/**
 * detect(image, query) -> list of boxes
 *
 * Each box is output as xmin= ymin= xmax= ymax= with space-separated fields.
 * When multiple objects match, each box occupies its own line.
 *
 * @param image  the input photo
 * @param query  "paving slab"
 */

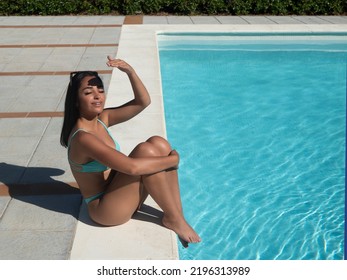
xmin=24 ymin=118 xmax=74 ymax=184
xmin=0 ymin=118 xmax=50 ymax=172
xmin=241 ymin=15 xmax=277 ymax=24
xmin=319 ymin=16 xmax=347 ymax=24
xmin=292 ymin=15 xmax=334 ymax=24
xmin=0 ymin=196 xmax=11 ymax=218
xmin=143 ymin=16 xmax=168 ymax=24
xmin=266 ymin=16 xmax=304 ymax=24
xmin=0 ymin=15 xmax=125 ymax=26
xmin=190 ymin=16 xmax=222 ymax=24
xmin=0 ymin=195 xmax=80 ymax=230
xmin=0 ymin=195 xmax=80 ymax=260
xmin=214 ymin=16 xmax=249 ymax=24
xmin=0 ymin=230 xmax=76 ymax=260
xmin=167 ymin=16 xmax=194 ymax=24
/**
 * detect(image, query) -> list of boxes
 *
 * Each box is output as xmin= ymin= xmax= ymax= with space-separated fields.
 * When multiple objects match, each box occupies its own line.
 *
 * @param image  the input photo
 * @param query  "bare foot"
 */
xmin=162 ymin=215 xmax=201 ymax=247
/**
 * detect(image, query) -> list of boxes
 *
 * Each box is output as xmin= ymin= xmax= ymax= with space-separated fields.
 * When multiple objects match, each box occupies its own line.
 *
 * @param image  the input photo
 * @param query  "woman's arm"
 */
xmin=75 ymin=132 xmax=178 ymax=176
xmin=102 ymin=57 xmax=151 ymax=126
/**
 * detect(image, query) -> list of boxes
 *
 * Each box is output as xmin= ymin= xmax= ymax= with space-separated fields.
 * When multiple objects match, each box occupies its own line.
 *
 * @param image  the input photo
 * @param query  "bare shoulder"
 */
xmin=72 ymin=129 xmax=100 ymax=149
xmin=99 ymin=110 xmax=113 ymax=126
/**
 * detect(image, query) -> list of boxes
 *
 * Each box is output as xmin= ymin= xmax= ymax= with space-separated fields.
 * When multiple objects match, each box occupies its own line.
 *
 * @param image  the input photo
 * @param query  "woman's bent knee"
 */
xmin=131 ymin=141 xmax=161 ymax=158
xmin=146 ymin=136 xmax=172 ymax=155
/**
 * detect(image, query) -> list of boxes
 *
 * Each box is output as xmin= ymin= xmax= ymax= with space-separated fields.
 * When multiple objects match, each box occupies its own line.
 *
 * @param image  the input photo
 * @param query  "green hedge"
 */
xmin=0 ymin=0 xmax=346 ymax=16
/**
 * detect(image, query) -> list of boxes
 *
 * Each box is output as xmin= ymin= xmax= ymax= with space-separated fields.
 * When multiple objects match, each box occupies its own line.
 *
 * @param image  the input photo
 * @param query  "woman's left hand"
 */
xmin=106 ymin=56 xmax=134 ymax=75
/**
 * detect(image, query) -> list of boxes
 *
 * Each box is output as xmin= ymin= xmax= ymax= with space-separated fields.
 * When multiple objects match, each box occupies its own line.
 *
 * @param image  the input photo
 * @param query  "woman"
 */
xmin=60 ymin=56 xmax=200 ymax=246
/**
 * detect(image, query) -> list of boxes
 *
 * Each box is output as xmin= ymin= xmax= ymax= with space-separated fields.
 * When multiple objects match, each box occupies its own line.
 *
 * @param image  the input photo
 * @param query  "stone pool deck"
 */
xmin=0 ymin=15 xmax=346 ymax=259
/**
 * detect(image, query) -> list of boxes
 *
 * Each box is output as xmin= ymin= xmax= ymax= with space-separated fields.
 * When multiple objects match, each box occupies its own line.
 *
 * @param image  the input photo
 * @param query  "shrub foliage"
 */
xmin=0 ymin=0 xmax=345 ymax=15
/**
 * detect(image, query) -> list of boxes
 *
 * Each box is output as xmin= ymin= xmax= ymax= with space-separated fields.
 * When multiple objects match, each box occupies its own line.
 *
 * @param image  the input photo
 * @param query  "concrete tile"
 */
xmin=28 ymin=75 xmax=69 ymax=91
xmin=0 ymin=118 xmax=49 ymax=178
xmin=74 ymin=16 xmax=103 ymax=25
xmin=0 ymin=84 xmax=24 ymax=101
xmin=40 ymin=53 xmax=82 ymax=71
xmin=318 ymin=16 xmax=347 ymax=24
xmin=13 ymin=76 xmax=66 ymax=109
xmin=3 ymin=61 xmax=44 ymax=72
xmin=215 ymin=16 xmax=249 ymax=24
xmin=0 ymin=29 xmax=35 ymax=44
xmin=0 ymin=195 xmax=81 ymax=230
xmin=0 ymin=76 xmax=31 ymax=87
xmin=26 ymin=137 xmax=75 ymax=183
xmin=59 ymin=28 xmax=95 ymax=44
xmin=291 ymin=16 xmax=332 ymax=24
xmin=83 ymin=46 xmax=118 ymax=56
xmin=0 ymin=197 xmax=11 ymax=218
xmin=8 ymin=44 xmax=51 ymax=59
xmin=33 ymin=28 xmax=66 ymax=44
xmin=190 ymin=16 xmax=221 ymax=24
xmin=18 ymin=48 xmax=54 ymax=62
xmin=0 ymin=230 xmax=76 ymax=259
xmin=0 ymin=16 xmax=29 ymax=25
xmin=25 ymin=119 xmax=75 ymax=183
xmin=143 ymin=16 xmax=168 ymax=24
xmin=167 ymin=16 xmax=193 ymax=24
xmin=40 ymin=117 xmax=63 ymax=136
xmin=89 ymin=27 xmax=121 ymax=44
xmin=99 ymin=16 xmax=125 ymax=25
xmin=48 ymin=16 xmax=78 ymax=25
xmin=11 ymin=97 xmax=60 ymax=112
xmin=0 ymin=118 xmax=49 ymax=137
xmin=0 ymin=97 xmax=17 ymax=112
xmin=241 ymin=16 xmax=277 ymax=24
xmin=23 ymin=149 xmax=72 ymax=183
xmin=266 ymin=16 xmax=303 ymax=24
xmin=0 ymin=48 xmax=17 ymax=65
xmin=20 ymin=16 xmax=55 ymax=25
xmin=0 ymin=137 xmax=39 ymax=165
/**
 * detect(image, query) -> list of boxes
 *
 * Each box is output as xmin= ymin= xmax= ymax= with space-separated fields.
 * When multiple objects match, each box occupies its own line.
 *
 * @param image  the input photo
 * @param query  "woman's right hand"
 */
xmin=106 ymin=56 xmax=134 ymax=75
xmin=169 ymin=150 xmax=180 ymax=169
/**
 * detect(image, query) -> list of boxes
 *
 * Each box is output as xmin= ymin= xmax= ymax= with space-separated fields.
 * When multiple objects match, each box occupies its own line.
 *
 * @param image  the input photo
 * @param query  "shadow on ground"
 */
xmin=0 ymin=162 xmax=81 ymax=218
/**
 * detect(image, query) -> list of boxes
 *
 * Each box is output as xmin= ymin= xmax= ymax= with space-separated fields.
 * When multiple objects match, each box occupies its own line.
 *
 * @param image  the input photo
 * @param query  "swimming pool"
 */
xmin=158 ymin=33 xmax=346 ymax=260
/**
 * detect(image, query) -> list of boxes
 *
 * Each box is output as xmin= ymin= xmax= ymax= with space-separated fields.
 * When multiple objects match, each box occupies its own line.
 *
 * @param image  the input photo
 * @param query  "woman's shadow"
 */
xmin=0 ymin=162 xmax=82 ymax=219
xmin=0 ymin=162 xmax=165 ymax=228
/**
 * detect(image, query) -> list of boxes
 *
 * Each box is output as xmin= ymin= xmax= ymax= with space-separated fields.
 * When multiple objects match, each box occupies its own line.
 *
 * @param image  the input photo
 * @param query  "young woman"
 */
xmin=60 ymin=56 xmax=201 ymax=246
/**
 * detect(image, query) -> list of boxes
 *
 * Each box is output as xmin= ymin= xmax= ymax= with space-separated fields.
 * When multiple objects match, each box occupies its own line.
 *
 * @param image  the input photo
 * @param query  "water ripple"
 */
xmin=162 ymin=48 xmax=345 ymax=260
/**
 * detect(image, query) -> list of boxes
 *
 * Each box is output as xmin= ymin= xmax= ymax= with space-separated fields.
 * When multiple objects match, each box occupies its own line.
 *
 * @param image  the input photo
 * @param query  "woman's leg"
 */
xmin=141 ymin=136 xmax=200 ymax=244
xmin=146 ymin=137 xmax=183 ymax=213
xmin=91 ymin=136 xmax=200 ymax=244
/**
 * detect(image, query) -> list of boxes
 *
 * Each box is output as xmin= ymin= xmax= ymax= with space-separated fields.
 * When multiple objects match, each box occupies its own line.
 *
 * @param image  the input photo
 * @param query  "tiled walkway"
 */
xmin=0 ymin=15 xmax=123 ymax=259
xmin=0 ymin=15 xmax=346 ymax=260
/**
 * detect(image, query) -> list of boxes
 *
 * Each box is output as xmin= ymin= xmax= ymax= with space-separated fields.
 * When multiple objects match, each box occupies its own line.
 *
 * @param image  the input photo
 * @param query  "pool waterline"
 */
xmin=158 ymin=32 xmax=346 ymax=260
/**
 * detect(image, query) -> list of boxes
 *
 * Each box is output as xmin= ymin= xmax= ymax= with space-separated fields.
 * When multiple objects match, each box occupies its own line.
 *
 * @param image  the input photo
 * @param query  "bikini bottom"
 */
xmin=84 ymin=191 xmax=105 ymax=204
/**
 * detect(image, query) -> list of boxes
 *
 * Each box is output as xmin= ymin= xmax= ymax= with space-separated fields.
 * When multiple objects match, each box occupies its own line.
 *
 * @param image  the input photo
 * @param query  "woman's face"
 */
xmin=77 ymin=75 xmax=105 ymax=118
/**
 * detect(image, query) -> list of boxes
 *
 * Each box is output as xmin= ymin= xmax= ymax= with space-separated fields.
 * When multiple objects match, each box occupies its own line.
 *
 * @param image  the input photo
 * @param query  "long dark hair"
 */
xmin=60 ymin=71 xmax=103 ymax=147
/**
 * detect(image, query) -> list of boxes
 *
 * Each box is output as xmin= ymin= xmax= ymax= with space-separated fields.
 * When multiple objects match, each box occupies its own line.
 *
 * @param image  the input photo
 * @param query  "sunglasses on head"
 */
xmin=69 ymin=71 xmax=99 ymax=85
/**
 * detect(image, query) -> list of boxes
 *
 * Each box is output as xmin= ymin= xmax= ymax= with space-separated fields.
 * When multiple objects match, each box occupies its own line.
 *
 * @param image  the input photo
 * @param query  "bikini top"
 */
xmin=67 ymin=119 xmax=120 ymax=173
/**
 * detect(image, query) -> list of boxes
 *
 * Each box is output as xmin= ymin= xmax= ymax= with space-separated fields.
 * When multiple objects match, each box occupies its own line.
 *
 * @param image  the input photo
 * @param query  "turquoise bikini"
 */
xmin=68 ymin=119 xmax=120 ymax=204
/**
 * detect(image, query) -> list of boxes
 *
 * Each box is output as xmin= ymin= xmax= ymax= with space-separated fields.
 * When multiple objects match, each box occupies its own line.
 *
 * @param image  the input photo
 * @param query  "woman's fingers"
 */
xmin=106 ymin=57 xmax=134 ymax=74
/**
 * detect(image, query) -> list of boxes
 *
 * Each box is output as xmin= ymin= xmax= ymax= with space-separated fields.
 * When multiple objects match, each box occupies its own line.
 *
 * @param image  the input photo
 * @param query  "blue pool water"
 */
xmin=158 ymin=33 xmax=346 ymax=260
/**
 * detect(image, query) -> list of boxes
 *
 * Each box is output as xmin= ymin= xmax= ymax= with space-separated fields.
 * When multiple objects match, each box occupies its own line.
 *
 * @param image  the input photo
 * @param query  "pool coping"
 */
xmin=70 ymin=24 xmax=347 ymax=260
